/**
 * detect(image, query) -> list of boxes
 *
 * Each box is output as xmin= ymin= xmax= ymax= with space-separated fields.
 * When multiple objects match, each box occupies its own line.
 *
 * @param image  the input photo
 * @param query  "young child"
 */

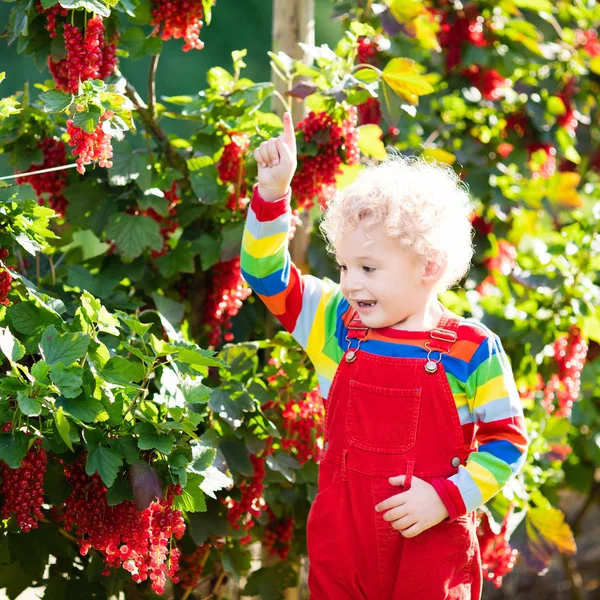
xmin=241 ymin=112 xmax=528 ymax=599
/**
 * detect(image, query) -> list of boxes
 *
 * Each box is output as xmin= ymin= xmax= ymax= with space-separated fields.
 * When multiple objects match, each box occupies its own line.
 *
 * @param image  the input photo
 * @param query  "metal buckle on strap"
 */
xmin=430 ymin=328 xmax=458 ymax=343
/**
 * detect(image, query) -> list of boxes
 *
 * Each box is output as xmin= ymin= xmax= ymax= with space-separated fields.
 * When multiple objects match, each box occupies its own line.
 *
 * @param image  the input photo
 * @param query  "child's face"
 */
xmin=335 ymin=219 xmax=433 ymax=330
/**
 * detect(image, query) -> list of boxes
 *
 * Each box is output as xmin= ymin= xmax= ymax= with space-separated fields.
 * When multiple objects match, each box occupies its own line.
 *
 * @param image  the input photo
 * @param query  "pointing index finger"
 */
xmin=281 ymin=112 xmax=296 ymax=154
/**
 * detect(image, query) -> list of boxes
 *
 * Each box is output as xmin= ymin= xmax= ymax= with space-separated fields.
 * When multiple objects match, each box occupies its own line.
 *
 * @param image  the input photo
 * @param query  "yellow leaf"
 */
xmin=358 ymin=125 xmax=388 ymax=160
xmin=382 ymin=58 xmax=435 ymax=105
xmin=547 ymin=172 xmax=582 ymax=208
xmin=336 ymin=163 xmax=364 ymax=191
xmin=527 ymin=505 xmax=576 ymax=557
xmin=412 ymin=14 xmax=441 ymax=51
xmin=388 ymin=0 xmax=425 ymax=23
xmin=422 ymin=148 xmax=456 ymax=165
xmin=589 ymin=56 xmax=600 ymax=76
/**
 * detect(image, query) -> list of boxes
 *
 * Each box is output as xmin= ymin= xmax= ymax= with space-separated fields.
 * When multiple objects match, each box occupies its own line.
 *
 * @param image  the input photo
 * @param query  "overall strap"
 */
xmin=427 ymin=313 xmax=461 ymax=353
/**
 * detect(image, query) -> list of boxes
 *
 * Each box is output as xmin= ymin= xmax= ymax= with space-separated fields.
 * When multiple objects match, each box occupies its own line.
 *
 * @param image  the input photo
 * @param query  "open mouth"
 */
xmin=357 ymin=300 xmax=377 ymax=308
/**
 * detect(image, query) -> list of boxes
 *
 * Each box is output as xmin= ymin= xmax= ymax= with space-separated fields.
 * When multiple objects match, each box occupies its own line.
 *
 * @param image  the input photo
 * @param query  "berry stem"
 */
xmin=147 ymin=23 xmax=164 ymax=120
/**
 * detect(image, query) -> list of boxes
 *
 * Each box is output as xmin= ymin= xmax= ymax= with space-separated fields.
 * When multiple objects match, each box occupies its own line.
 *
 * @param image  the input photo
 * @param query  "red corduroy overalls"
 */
xmin=306 ymin=311 xmax=482 ymax=599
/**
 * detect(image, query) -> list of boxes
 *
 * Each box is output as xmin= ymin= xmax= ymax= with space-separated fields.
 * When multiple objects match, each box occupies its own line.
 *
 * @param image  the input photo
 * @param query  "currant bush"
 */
xmin=66 ymin=111 xmax=114 ymax=174
xmin=0 ymin=248 xmax=12 ymax=307
xmin=48 ymin=16 xmax=117 ymax=94
xmin=224 ymin=454 xmax=266 ymax=531
xmin=202 ymin=257 xmax=252 ymax=347
xmin=0 ymin=437 xmax=47 ymax=532
xmin=15 ymin=137 xmax=69 ymax=216
xmin=151 ymin=0 xmax=214 ymax=51
xmin=292 ymin=106 xmax=359 ymax=211
xmin=477 ymin=510 xmax=519 ymax=589
xmin=62 ymin=458 xmax=185 ymax=594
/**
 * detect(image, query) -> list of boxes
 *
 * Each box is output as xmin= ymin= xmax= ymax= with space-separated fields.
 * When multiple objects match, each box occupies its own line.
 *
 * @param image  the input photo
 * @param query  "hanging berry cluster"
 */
xmin=35 ymin=1 xmax=68 ymax=38
xmin=142 ymin=183 xmax=181 ymax=258
xmin=0 ymin=435 xmax=47 ymax=533
xmin=542 ymin=326 xmax=588 ymax=418
xmin=48 ymin=16 xmax=117 ymax=94
xmin=262 ymin=507 xmax=294 ymax=561
xmin=217 ymin=132 xmax=251 ymax=211
xmin=223 ymin=454 xmax=266 ymax=537
xmin=202 ymin=257 xmax=252 ymax=347
xmin=0 ymin=249 xmax=12 ymax=307
xmin=66 ymin=111 xmax=114 ymax=174
xmin=178 ymin=544 xmax=210 ymax=591
xmin=476 ymin=240 xmax=517 ymax=297
xmin=291 ymin=106 xmax=360 ymax=211
xmin=355 ymin=36 xmax=382 ymax=126
xmin=151 ymin=0 xmax=214 ymax=52
xmin=15 ymin=138 xmax=69 ymax=216
xmin=61 ymin=457 xmax=185 ymax=594
xmin=476 ymin=509 xmax=519 ymax=589
xmin=275 ymin=388 xmax=325 ymax=466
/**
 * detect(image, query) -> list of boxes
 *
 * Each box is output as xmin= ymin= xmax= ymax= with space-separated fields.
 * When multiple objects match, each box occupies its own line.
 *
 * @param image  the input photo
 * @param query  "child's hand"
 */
xmin=375 ymin=475 xmax=449 ymax=537
xmin=254 ymin=112 xmax=297 ymax=202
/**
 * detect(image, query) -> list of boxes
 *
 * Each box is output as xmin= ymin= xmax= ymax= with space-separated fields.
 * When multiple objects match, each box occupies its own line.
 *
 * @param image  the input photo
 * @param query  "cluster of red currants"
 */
xmin=0 ymin=249 xmax=12 ymax=307
xmin=202 ymin=257 xmax=252 ymax=347
xmin=291 ymin=107 xmax=359 ymax=211
xmin=66 ymin=111 xmax=114 ymax=174
xmin=278 ymin=389 xmax=325 ymax=466
xmin=476 ymin=240 xmax=517 ymax=297
xmin=177 ymin=544 xmax=210 ymax=590
xmin=262 ymin=507 xmax=294 ymax=561
xmin=0 ymin=435 xmax=47 ymax=532
xmin=151 ymin=0 xmax=212 ymax=51
xmin=35 ymin=1 xmax=68 ymax=38
xmin=217 ymin=132 xmax=251 ymax=211
xmin=542 ymin=326 xmax=588 ymax=418
xmin=61 ymin=458 xmax=185 ymax=594
xmin=15 ymin=137 xmax=69 ymax=216
xmin=48 ymin=16 xmax=117 ymax=94
xmin=223 ymin=454 xmax=266 ymax=535
xmin=477 ymin=509 xmax=519 ymax=589
xmin=143 ymin=183 xmax=181 ymax=258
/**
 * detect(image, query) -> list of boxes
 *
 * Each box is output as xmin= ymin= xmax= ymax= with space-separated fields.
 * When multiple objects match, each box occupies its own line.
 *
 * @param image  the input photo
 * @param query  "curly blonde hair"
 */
xmin=319 ymin=154 xmax=475 ymax=292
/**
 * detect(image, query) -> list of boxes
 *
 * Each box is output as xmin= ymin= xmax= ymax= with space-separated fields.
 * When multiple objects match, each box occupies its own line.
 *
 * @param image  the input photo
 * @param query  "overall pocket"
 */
xmin=345 ymin=381 xmax=421 ymax=453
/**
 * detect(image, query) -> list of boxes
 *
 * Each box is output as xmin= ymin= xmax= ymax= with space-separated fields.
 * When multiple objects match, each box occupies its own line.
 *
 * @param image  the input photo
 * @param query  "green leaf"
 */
xmin=17 ymin=392 xmax=42 ymax=417
xmin=135 ymin=422 xmax=175 ymax=454
xmin=208 ymin=389 xmax=255 ymax=428
xmin=86 ymin=444 xmax=123 ymax=487
xmin=7 ymin=301 xmax=62 ymax=336
xmin=0 ymin=326 xmax=25 ymax=361
xmin=72 ymin=105 xmax=103 ymax=134
xmin=177 ymin=347 xmax=227 ymax=369
xmin=512 ymin=0 xmax=553 ymax=11
xmin=219 ymin=438 xmax=253 ymax=476
xmin=54 ymin=407 xmax=74 ymax=451
xmin=266 ymin=452 xmax=300 ymax=483
xmin=59 ymin=0 xmax=110 ymax=18
xmin=0 ymin=431 xmax=29 ymax=468
xmin=56 ymin=395 xmax=103 ymax=423
xmin=155 ymin=241 xmax=197 ymax=278
xmin=188 ymin=508 xmax=228 ymax=545
xmin=0 ymin=533 xmax=8 ymax=564
xmin=106 ymin=213 xmax=164 ymax=261
xmin=243 ymin=562 xmax=298 ymax=599
xmin=114 ymin=310 xmax=153 ymax=337
xmin=39 ymin=326 xmax=90 ymax=366
xmin=31 ymin=360 xmax=50 ymax=383
xmin=106 ymin=474 xmax=134 ymax=506
xmin=189 ymin=443 xmax=217 ymax=474
xmin=49 ymin=363 xmax=84 ymax=398
xmin=189 ymin=164 xmax=221 ymax=204
xmin=173 ymin=473 xmax=207 ymax=513
xmin=222 ymin=546 xmax=251 ymax=583
xmin=44 ymin=458 xmax=71 ymax=506
xmin=39 ymin=90 xmax=73 ymax=113
xmin=109 ymin=435 xmax=140 ymax=465
xmin=101 ymin=356 xmax=146 ymax=385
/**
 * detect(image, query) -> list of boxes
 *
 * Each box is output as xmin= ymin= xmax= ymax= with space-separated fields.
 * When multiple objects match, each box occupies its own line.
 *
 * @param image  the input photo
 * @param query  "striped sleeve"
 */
xmin=240 ymin=185 xmax=344 ymax=363
xmin=432 ymin=332 xmax=528 ymax=520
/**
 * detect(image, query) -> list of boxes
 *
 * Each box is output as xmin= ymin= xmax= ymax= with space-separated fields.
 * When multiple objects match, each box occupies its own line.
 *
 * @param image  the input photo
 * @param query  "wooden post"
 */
xmin=272 ymin=0 xmax=315 ymax=273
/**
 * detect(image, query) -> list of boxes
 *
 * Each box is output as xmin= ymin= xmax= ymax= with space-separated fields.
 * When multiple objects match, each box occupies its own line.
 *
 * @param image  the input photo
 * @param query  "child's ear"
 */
xmin=422 ymin=255 xmax=446 ymax=283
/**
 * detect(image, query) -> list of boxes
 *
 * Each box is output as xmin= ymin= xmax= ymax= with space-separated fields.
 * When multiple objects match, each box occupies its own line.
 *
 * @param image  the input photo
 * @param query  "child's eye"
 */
xmin=363 ymin=266 xmax=376 ymax=273
xmin=336 ymin=264 xmax=347 ymax=272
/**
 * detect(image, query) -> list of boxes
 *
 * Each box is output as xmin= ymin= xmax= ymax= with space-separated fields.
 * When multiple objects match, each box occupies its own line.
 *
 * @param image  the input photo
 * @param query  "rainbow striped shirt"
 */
xmin=241 ymin=186 xmax=528 ymax=518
